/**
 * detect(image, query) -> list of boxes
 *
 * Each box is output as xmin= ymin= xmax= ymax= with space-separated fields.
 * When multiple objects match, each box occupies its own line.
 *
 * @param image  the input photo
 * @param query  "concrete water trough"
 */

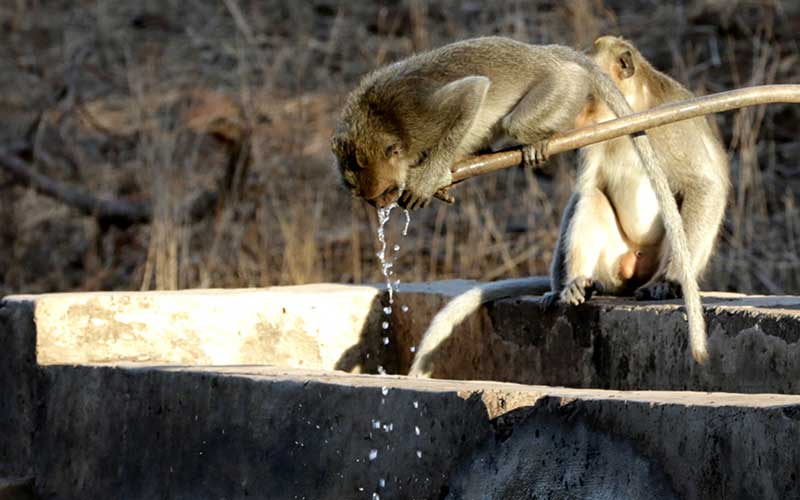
xmin=2 ymin=281 xmax=800 ymax=499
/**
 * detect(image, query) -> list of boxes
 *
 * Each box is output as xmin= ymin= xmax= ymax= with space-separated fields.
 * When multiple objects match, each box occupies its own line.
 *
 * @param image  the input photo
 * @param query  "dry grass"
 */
xmin=0 ymin=0 xmax=798 ymax=295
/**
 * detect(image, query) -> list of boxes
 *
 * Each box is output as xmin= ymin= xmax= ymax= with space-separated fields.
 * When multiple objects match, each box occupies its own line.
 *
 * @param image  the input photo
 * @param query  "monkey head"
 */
xmin=331 ymin=110 xmax=412 ymax=209
xmin=590 ymin=36 xmax=649 ymax=112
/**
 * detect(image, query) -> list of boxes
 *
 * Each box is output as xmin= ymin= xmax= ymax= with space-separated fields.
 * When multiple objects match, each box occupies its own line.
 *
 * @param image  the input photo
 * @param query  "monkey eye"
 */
xmin=385 ymin=143 xmax=400 ymax=158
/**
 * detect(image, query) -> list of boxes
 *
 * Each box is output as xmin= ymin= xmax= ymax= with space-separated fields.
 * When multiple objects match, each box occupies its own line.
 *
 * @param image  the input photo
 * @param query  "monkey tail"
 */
xmin=590 ymin=72 xmax=708 ymax=363
xmin=408 ymin=277 xmax=551 ymax=377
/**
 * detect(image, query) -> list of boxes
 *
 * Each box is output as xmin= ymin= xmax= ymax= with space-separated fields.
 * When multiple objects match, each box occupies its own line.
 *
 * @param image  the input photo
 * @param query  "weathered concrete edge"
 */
xmin=37 ymin=364 xmax=800 ymax=500
xmin=0 ymin=296 xmax=36 ymax=478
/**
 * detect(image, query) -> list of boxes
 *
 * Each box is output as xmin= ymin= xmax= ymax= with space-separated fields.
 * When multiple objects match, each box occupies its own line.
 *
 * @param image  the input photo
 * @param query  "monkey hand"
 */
xmin=635 ymin=280 xmax=682 ymax=301
xmin=400 ymin=162 xmax=452 ymax=210
xmin=522 ymin=141 xmax=549 ymax=169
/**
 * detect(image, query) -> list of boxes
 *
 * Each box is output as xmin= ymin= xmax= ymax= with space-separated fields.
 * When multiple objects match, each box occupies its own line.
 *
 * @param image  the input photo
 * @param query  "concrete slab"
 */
xmin=35 ymin=364 xmax=800 ymax=500
xmin=29 ymin=284 xmax=384 ymax=368
xmin=9 ymin=280 xmax=800 ymax=392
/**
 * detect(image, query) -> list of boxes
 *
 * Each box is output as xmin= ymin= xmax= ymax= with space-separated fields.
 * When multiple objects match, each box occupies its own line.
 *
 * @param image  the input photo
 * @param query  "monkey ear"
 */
xmin=618 ymin=50 xmax=635 ymax=79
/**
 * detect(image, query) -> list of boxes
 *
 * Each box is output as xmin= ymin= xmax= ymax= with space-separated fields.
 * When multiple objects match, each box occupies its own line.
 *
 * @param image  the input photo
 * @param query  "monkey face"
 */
xmin=331 ymin=133 xmax=407 ymax=208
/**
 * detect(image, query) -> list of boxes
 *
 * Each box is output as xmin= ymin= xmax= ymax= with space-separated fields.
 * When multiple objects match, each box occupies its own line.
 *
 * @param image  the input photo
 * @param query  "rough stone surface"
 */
xmin=34 ymin=365 xmax=800 ymax=500
xmin=395 ymin=284 xmax=800 ymax=394
xmin=0 ymin=298 xmax=36 ymax=478
xmin=447 ymin=407 xmax=681 ymax=500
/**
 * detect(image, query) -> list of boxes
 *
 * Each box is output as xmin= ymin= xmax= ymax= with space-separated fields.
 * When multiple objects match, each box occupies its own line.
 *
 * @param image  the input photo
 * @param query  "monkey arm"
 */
xmin=400 ymin=76 xmax=490 ymax=209
xmin=548 ymin=192 xmax=578 ymax=295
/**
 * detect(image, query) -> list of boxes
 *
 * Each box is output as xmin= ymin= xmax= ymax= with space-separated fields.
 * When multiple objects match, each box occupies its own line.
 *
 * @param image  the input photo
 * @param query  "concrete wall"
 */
xmin=0 ymin=297 xmax=36 ymax=479
xmin=3 ymin=282 xmax=800 ymax=499
xmin=33 ymin=365 xmax=800 ymax=500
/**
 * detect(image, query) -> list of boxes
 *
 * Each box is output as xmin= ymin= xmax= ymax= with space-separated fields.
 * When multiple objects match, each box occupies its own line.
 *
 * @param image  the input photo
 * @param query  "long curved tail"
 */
xmin=408 ymin=277 xmax=551 ymax=377
xmin=590 ymin=72 xmax=707 ymax=363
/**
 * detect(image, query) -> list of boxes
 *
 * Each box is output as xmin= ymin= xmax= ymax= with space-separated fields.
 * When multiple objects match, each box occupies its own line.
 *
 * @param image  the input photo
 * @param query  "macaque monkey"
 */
xmin=547 ymin=36 xmax=728 ymax=335
xmin=409 ymin=36 xmax=722 ymax=375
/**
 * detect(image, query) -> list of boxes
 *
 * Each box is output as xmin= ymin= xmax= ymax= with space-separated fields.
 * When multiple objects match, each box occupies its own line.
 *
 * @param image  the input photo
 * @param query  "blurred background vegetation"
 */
xmin=0 ymin=0 xmax=798 ymax=295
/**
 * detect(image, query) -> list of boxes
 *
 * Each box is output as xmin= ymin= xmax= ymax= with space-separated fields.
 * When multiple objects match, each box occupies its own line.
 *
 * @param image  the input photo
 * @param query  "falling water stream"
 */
xmin=369 ymin=203 xmax=421 ymax=499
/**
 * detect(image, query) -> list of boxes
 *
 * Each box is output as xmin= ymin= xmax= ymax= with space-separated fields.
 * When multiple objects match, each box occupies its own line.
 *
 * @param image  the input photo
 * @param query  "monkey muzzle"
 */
xmin=365 ymin=184 xmax=401 ymax=208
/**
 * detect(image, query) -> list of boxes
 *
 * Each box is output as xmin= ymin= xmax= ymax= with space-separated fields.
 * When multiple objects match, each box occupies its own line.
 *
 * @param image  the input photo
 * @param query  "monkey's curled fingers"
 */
xmin=635 ymin=280 xmax=682 ymax=301
xmin=522 ymin=141 xmax=549 ymax=169
xmin=401 ymin=163 xmax=452 ymax=210
xmin=434 ymin=187 xmax=456 ymax=204
xmin=560 ymin=276 xmax=595 ymax=305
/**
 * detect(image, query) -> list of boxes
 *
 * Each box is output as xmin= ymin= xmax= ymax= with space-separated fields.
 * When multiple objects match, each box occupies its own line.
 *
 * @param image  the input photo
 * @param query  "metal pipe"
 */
xmin=435 ymin=84 xmax=800 ymax=199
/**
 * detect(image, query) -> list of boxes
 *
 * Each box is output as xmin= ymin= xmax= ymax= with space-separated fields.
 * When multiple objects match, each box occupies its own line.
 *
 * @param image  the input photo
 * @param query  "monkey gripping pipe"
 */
xmin=434 ymin=84 xmax=800 ymax=202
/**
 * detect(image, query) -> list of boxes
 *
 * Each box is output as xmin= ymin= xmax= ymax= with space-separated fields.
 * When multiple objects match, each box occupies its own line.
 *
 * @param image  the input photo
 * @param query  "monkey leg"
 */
xmin=551 ymin=187 xmax=629 ymax=305
xmin=502 ymin=63 xmax=591 ymax=168
xmin=636 ymin=178 xmax=727 ymax=300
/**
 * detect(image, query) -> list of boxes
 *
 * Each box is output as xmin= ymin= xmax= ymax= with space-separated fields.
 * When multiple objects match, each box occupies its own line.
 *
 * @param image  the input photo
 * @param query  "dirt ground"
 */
xmin=0 ymin=0 xmax=798 ymax=295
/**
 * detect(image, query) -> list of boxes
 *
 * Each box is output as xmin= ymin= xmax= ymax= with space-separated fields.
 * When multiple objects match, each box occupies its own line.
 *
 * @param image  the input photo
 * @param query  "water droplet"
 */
xmin=372 ymin=493 xmax=380 ymax=500
xmin=413 ymin=401 xmax=419 ymax=409
xmin=393 ymin=244 xmax=400 ymax=252
xmin=403 ymin=209 xmax=411 ymax=236
xmin=376 ymin=204 xmax=401 ymax=305
xmin=415 ymin=426 xmax=420 ymax=436
xmin=369 ymin=449 xmax=378 ymax=461
xmin=372 ymin=419 xmax=381 ymax=429
xmin=401 ymin=305 xmax=409 ymax=312
xmin=379 ymin=478 xmax=386 ymax=488
xmin=377 ymin=365 xmax=386 ymax=375
xmin=416 ymin=450 xmax=422 ymax=459
xmin=381 ymin=387 xmax=389 ymax=396
xmin=383 ymin=306 xmax=392 ymax=315
xmin=383 ymin=337 xmax=390 ymax=345
xmin=382 ymin=321 xmax=389 ymax=330
xmin=410 ymin=346 xmax=416 ymax=353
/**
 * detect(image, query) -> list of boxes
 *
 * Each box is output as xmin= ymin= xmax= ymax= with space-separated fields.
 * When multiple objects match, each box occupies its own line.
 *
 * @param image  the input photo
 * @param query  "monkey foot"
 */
xmin=635 ymin=280 xmax=682 ymax=301
xmin=560 ymin=276 xmax=594 ymax=305
xmin=541 ymin=291 xmax=559 ymax=310
xmin=522 ymin=141 xmax=549 ymax=169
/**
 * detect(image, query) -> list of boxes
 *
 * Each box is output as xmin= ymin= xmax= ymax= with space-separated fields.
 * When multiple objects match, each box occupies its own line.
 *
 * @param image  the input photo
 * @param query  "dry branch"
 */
xmin=437 ymin=84 xmax=800 ymax=199
xmin=0 ymin=150 xmax=151 ymax=226
xmin=0 ymin=150 xmax=219 ymax=227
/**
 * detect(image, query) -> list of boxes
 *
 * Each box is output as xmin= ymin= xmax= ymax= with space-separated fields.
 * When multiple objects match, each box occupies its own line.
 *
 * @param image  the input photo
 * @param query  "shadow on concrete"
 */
xmin=333 ymin=287 xmax=403 ymax=375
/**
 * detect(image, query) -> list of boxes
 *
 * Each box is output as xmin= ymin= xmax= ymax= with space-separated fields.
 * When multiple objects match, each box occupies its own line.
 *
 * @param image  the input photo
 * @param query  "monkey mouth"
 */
xmin=366 ymin=184 xmax=401 ymax=208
